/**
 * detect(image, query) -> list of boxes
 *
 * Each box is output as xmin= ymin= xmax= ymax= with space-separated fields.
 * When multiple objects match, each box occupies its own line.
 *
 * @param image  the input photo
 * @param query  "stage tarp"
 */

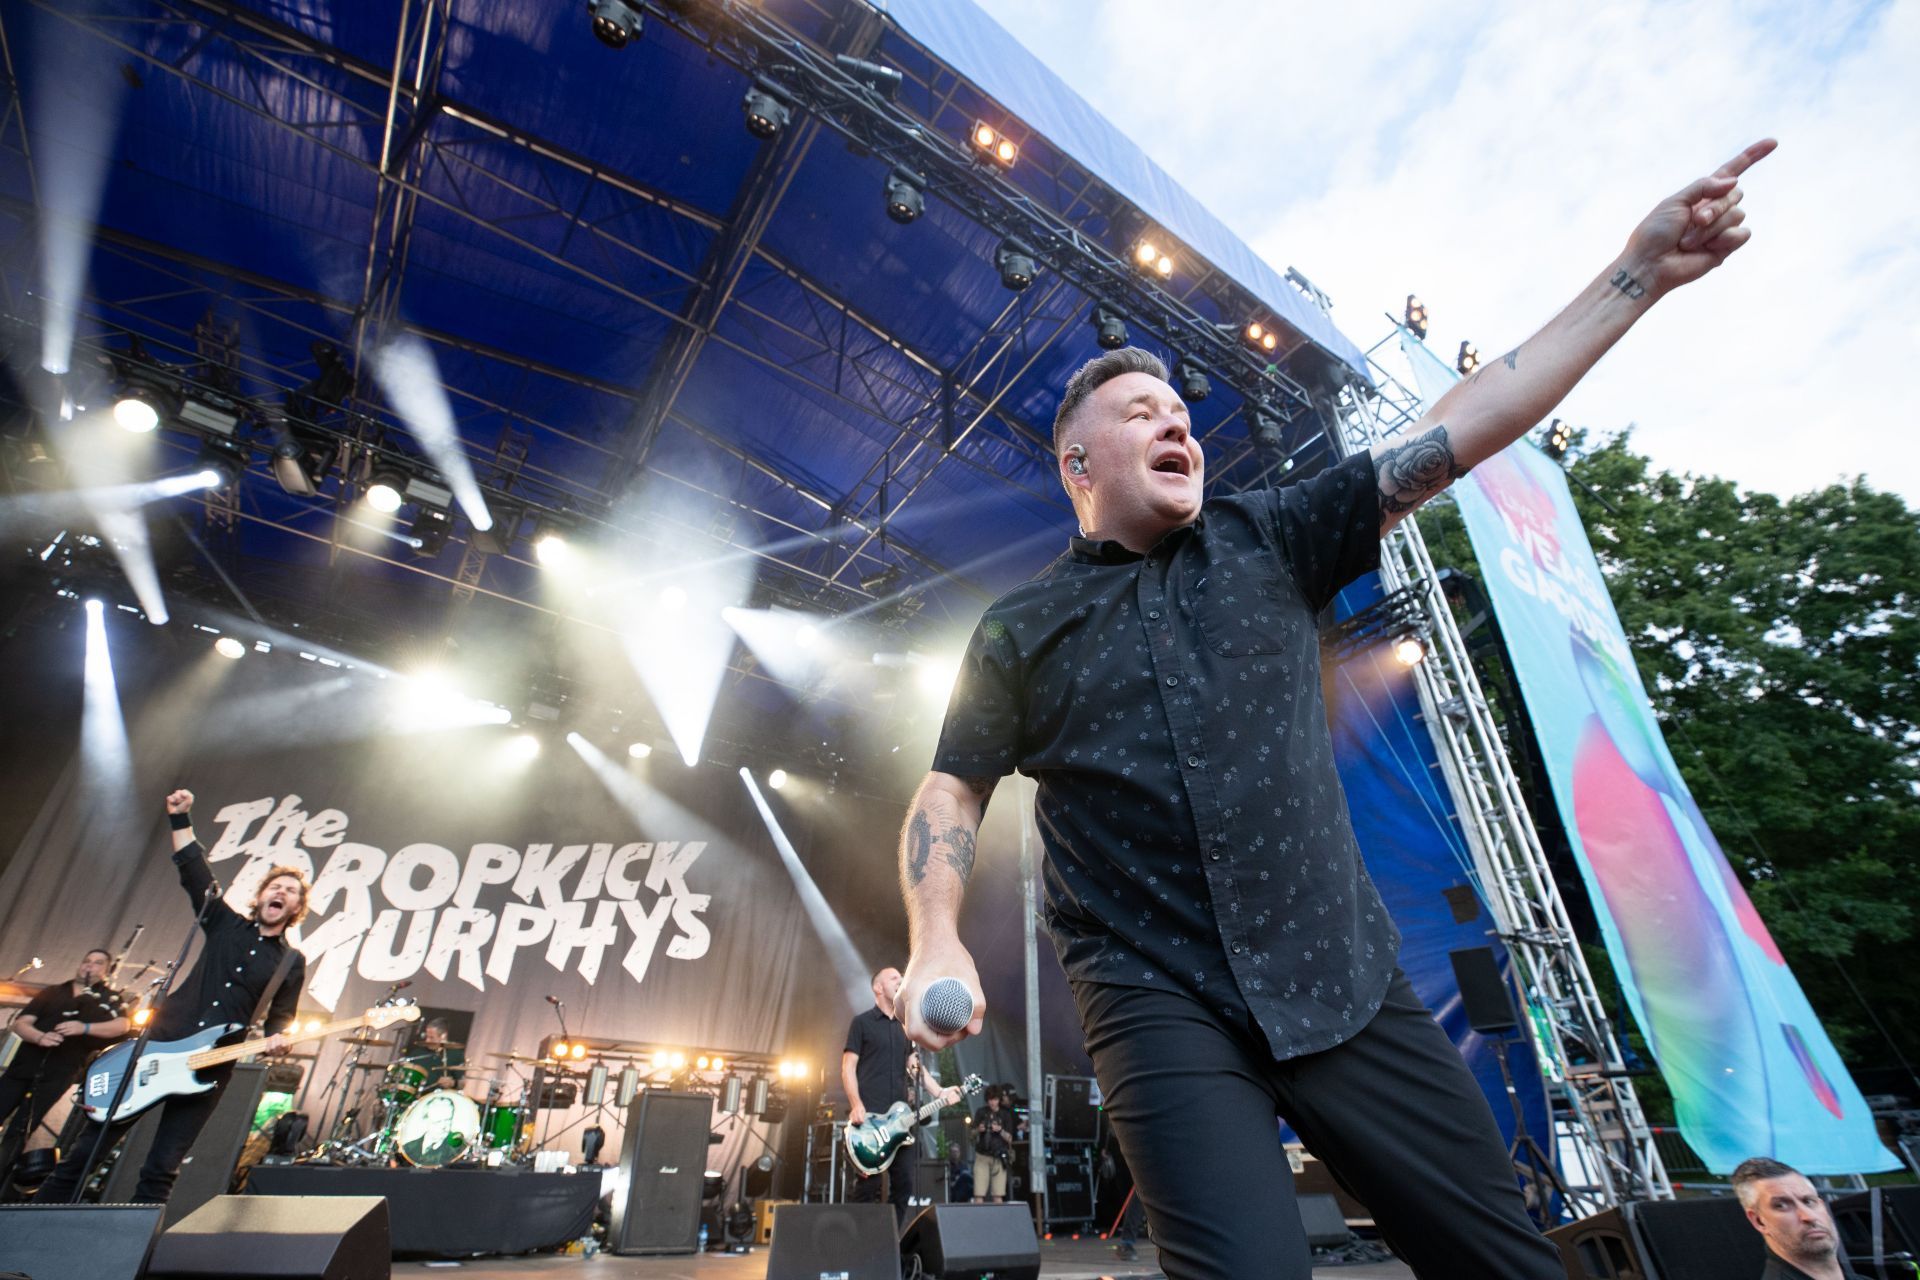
xmin=1399 ymin=334 xmax=1895 ymax=1174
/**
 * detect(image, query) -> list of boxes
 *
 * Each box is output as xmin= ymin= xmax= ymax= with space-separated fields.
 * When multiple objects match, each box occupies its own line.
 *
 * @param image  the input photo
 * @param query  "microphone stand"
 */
xmin=65 ymin=880 xmax=220 ymax=1202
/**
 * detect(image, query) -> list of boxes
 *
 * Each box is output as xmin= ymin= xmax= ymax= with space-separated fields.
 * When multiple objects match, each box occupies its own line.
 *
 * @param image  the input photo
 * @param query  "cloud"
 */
xmin=972 ymin=0 xmax=1920 ymax=503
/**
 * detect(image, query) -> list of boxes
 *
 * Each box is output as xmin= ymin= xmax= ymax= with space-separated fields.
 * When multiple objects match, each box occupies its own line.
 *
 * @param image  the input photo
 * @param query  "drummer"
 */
xmin=402 ymin=1019 xmax=465 ymax=1093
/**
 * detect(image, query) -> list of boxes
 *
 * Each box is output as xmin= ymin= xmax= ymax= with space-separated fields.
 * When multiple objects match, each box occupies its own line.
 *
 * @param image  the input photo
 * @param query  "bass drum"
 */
xmin=394 ymin=1089 xmax=480 ymax=1167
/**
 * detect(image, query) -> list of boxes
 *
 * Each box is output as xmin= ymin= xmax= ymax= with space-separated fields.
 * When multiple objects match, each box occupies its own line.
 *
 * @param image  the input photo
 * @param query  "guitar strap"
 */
xmin=245 ymin=944 xmax=300 ymax=1036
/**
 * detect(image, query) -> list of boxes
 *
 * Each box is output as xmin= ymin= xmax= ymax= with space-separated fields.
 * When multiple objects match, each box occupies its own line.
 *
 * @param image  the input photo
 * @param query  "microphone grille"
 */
xmin=921 ymin=978 xmax=974 ymax=1035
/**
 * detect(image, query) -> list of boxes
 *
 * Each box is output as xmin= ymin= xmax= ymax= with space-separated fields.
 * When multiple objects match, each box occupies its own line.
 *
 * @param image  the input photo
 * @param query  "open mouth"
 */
xmin=1150 ymin=452 xmax=1192 ymax=478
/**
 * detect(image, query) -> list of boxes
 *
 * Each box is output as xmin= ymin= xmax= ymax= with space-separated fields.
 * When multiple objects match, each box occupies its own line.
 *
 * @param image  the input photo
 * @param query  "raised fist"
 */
xmin=165 ymin=789 xmax=194 ymax=815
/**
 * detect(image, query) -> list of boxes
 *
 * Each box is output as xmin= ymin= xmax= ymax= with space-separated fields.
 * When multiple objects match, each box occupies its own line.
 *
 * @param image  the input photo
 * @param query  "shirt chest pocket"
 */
xmin=1192 ymin=562 xmax=1300 ymax=656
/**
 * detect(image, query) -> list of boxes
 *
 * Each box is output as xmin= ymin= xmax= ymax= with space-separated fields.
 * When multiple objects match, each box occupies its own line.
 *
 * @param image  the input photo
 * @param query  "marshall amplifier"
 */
xmin=609 ymin=1091 xmax=712 ymax=1255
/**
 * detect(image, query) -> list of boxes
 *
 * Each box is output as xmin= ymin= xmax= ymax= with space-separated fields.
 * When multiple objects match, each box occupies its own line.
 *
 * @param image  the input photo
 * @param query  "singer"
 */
xmin=895 ymin=141 xmax=1775 ymax=1279
xmin=32 ymin=789 xmax=310 ymax=1205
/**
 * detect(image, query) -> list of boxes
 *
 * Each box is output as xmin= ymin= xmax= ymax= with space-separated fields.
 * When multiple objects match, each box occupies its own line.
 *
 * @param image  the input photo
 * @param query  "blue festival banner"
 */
xmin=1398 ymin=335 xmax=1894 ymax=1174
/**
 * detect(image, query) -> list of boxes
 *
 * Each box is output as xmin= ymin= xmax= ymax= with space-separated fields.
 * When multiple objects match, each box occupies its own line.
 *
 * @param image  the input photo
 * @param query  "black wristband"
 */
xmin=168 ymin=812 xmax=192 ymax=830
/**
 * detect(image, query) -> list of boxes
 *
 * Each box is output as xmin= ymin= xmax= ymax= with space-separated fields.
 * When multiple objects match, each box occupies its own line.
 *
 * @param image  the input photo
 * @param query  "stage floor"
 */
xmin=388 ymin=1238 xmax=1415 ymax=1278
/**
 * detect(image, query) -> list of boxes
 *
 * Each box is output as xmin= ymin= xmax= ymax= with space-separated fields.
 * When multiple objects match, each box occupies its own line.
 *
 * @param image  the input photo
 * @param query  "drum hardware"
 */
xmin=339 ymin=1035 xmax=395 ymax=1048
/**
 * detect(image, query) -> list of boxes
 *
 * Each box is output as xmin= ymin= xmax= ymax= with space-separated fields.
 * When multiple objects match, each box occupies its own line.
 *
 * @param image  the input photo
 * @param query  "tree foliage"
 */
xmin=1419 ymin=432 xmax=1920 ymax=1081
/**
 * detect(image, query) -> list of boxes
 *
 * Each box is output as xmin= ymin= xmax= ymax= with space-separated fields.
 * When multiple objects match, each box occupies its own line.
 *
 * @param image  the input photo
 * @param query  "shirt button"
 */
xmin=1148 ymin=610 xmax=1161 ymax=620
xmin=1187 ymin=755 xmax=1201 ymax=767
xmin=1165 ymin=676 xmax=1178 ymax=687
xmin=1230 ymin=943 xmax=1244 ymax=955
xmin=1210 ymin=851 xmax=1221 ymax=861
xmin=225 ymin=982 xmax=233 ymax=989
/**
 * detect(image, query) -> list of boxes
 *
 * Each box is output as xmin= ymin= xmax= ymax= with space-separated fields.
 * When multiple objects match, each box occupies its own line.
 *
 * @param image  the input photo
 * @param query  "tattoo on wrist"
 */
xmin=1501 ymin=348 xmax=1518 ymax=371
xmin=905 ymin=810 xmax=933 ymax=886
xmin=1375 ymin=424 xmax=1466 ymax=516
xmin=1608 ymin=268 xmax=1648 ymax=301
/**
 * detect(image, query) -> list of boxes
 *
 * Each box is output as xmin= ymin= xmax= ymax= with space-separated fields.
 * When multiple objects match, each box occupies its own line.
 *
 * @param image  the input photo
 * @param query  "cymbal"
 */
xmin=340 ymin=1035 xmax=394 ymax=1047
xmin=486 ymin=1051 xmax=544 ymax=1062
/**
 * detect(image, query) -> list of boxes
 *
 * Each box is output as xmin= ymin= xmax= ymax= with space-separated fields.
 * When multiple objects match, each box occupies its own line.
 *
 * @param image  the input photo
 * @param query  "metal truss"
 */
xmin=1325 ymin=341 xmax=1672 ymax=1210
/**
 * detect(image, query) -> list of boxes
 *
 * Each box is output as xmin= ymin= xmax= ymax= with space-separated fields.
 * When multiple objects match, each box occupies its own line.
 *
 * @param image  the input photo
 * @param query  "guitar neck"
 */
xmin=185 ymin=1013 xmax=371 ymax=1070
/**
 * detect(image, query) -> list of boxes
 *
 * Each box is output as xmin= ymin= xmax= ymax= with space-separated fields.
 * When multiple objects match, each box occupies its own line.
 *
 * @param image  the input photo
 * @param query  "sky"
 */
xmin=970 ymin=0 xmax=1919 ymax=505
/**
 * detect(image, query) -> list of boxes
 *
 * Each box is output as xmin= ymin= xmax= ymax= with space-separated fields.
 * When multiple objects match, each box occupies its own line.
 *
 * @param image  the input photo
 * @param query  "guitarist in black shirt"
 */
xmin=33 ymin=789 xmax=306 ymax=1204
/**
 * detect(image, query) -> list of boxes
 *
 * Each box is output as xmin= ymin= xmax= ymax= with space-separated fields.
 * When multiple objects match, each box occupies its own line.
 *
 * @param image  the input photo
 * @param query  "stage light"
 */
xmin=616 ymin=1063 xmax=641 ymax=1107
xmin=365 ymin=467 xmax=407 ymax=513
xmin=1394 ymin=634 xmax=1428 ymax=667
xmin=1405 ymin=295 xmax=1429 ymax=340
xmin=670 ymin=1051 xmax=687 ymax=1070
xmin=1243 ymin=320 xmax=1279 ymax=353
xmin=628 ymin=741 xmax=653 ymax=760
xmin=834 ymin=54 xmax=902 ymax=100
xmin=112 ymin=390 xmax=162 ymax=433
xmin=743 ymin=78 xmax=792 ymax=140
xmin=1456 ymin=341 xmax=1479 ymax=377
xmin=696 ymin=1055 xmax=711 ymax=1070
xmin=1131 ymin=237 xmax=1173 ymax=278
xmin=710 ymin=1057 xmax=724 ymax=1072
xmin=1173 ymin=355 xmax=1210 ymax=403
xmin=551 ymin=1039 xmax=570 ymax=1060
xmin=657 ymin=584 xmax=687 ymax=613
xmin=582 ymin=1125 xmax=607 ymax=1165
xmin=587 ymin=0 xmax=642 ymax=48
xmin=571 ymin=1042 xmax=588 ymax=1060
xmin=767 ymin=768 xmax=788 ymax=790
xmin=1090 ymin=303 xmax=1128 ymax=351
xmin=884 ymin=166 xmax=926 ymax=224
xmin=195 ymin=440 xmax=246 ymax=491
xmin=270 ymin=438 xmax=320 ymax=498
xmin=720 ymin=1075 xmax=742 ymax=1115
xmin=970 ymin=120 xmax=1017 ymax=168
xmin=533 ymin=522 xmax=572 ymax=566
xmin=1250 ymin=406 xmax=1284 ymax=450
xmin=410 ymin=506 xmax=452 ymax=558
xmin=508 ymin=733 xmax=542 ymax=762
xmin=916 ymin=652 xmax=963 ymax=704
xmin=1544 ymin=418 xmax=1573 ymax=460
xmin=995 ymin=237 xmax=1036 ymax=291
xmin=214 ymin=636 xmax=247 ymax=660
xmin=132 ymin=1007 xmax=152 ymax=1027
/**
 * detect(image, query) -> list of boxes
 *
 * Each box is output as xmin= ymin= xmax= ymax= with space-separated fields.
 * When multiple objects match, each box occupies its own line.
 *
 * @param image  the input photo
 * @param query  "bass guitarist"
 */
xmin=842 ymin=966 xmax=959 ymax=1228
xmin=34 ymin=789 xmax=307 ymax=1204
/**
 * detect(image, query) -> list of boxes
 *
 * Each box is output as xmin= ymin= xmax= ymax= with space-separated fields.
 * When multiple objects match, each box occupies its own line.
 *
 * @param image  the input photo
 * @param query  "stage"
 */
xmin=385 ymin=1238 xmax=1415 ymax=1279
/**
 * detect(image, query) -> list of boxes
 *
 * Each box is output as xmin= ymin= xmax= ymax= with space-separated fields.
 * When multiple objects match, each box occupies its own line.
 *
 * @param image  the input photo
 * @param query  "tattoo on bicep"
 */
xmin=905 ymin=809 xmax=933 ymax=886
xmin=961 ymin=775 xmax=998 ymax=800
xmin=1375 ymin=423 xmax=1466 ymax=516
xmin=1608 ymin=268 xmax=1648 ymax=301
xmin=940 ymin=825 xmax=977 ymax=885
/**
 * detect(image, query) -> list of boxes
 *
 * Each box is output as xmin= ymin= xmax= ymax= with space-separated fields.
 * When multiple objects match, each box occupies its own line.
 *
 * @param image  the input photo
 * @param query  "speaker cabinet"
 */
xmin=1550 ymin=1198 xmax=1766 ymax=1279
xmin=900 ymin=1203 xmax=1041 ymax=1280
xmin=1448 ymin=946 xmax=1519 ymax=1034
xmin=609 ymin=1090 xmax=713 ymax=1255
xmin=1835 ymin=1186 xmax=1920 ymax=1273
xmin=146 ymin=1194 xmax=388 ymax=1279
xmin=0 ymin=1202 xmax=165 ymax=1280
xmin=102 ymin=1062 xmax=270 ymax=1224
xmin=767 ymin=1203 xmax=900 ymax=1280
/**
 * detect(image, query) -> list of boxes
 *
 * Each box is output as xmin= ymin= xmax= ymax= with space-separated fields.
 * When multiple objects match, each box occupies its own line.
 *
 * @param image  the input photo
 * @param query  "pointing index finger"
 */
xmin=1717 ymin=138 xmax=1777 ymax=179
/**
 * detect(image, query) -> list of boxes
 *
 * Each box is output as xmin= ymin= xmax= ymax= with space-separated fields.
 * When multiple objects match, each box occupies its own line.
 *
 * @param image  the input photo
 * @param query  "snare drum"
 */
xmin=380 ymin=1061 xmax=430 ymax=1107
xmin=394 ymin=1089 xmax=480 ymax=1167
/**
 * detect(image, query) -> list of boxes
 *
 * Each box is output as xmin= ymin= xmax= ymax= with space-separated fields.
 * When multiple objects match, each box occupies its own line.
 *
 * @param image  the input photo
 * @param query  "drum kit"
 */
xmin=307 ymin=1024 xmax=539 ymax=1169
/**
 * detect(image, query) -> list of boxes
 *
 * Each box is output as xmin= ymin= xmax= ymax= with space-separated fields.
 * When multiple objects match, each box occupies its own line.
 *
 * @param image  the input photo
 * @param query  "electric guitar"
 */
xmin=843 ymin=1073 xmax=984 ymax=1177
xmin=81 ymin=1003 xmax=419 ymax=1124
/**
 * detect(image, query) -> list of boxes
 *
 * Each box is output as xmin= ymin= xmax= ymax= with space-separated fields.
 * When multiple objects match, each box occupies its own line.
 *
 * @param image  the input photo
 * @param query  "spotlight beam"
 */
xmin=80 ymin=599 xmax=133 ymax=818
xmin=737 ymin=767 xmax=873 ymax=1014
xmin=371 ymin=335 xmax=494 ymax=531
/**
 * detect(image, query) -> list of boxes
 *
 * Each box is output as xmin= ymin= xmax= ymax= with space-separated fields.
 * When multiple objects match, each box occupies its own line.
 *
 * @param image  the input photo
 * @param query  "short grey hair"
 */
xmin=1052 ymin=347 xmax=1167 ymax=456
xmin=1731 ymin=1157 xmax=1802 ymax=1209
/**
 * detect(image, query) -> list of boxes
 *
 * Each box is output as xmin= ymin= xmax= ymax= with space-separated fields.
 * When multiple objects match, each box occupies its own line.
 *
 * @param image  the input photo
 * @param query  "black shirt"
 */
xmin=972 ymin=1104 xmax=1017 ymax=1160
xmin=1762 ymin=1251 xmax=1862 ymax=1280
xmin=151 ymin=842 xmax=305 ymax=1044
xmin=844 ymin=1005 xmax=912 ymax=1113
xmin=4 ymin=982 xmax=125 ymax=1083
xmin=403 ymin=1043 xmax=466 ymax=1088
xmin=933 ymin=450 xmax=1395 ymax=1061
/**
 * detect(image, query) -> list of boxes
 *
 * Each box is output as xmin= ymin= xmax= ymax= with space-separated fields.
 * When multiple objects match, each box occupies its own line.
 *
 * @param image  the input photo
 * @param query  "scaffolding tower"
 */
xmin=1321 ymin=328 xmax=1674 ymax=1213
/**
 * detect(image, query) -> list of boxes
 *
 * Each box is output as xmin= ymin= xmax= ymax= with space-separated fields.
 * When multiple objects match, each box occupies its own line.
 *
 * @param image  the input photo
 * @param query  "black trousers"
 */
xmin=1076 ymin=970 xmax=1563 ymax=1280
xmin=31 ymin=1077 xmax=227 ymax=1205
xmin=0 ymin=1074 xmax=68 ymax=1181
xmin=848 ymin=1142 xmax=915 ymax=1228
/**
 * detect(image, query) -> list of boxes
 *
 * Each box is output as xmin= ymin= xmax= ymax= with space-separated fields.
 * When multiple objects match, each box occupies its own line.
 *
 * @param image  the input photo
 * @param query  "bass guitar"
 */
xmin=81 ymin=1002 xmax=419 ymax=1124
xmin=843 ymin=1073 xmax=984 ymax=1177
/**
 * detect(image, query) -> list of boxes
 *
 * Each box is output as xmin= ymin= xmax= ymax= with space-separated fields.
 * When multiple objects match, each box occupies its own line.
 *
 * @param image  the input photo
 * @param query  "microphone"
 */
xmin=545 ymin=995 xmax=562 ymax=1006
xmin=920 ymin=978 xmax=975 ymax=1036
xmin=386 ymin=979 xmax=412 ymax=993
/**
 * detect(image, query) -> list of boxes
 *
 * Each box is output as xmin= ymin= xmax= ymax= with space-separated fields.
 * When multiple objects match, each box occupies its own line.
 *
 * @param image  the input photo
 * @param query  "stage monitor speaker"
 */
xmin=102 ymin=1061 xmax=270 ymax=1224
xmin=146 ymin=1194 xmax=388 ymax=1279
xmin=0 ymin=1202 xmax=165 ymax=1280
xmin=1448 ymin=946 xmax=1519 ymax=1035
xmin=1550 ymin=1197 xmax=1766 ymax=1279
xmin=609 ymin=1090 xmax=713 ymax=1255
xmin=918 ymin=1155 xmax=948 ymax=1205
xmin=1044 ymin=1075 xmax=1098 ymax=1142
xmin=767 ymin=1203 xmax=899 ymax=1280
xmin=901 ymin=1203 xmax=1040 ymax=1280
xmin=1296 ymin=1193 xmax=1351 ymax=1249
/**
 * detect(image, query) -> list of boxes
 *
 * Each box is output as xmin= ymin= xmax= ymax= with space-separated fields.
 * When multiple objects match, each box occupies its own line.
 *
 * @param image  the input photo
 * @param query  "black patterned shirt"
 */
xmin=932 ymin=449 xmax=1397 ymax=1060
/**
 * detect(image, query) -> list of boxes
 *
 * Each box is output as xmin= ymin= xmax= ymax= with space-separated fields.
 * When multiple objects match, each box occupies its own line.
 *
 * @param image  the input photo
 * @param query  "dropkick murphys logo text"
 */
xmin=205 ymin=795 xmax=712 ymax=1010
